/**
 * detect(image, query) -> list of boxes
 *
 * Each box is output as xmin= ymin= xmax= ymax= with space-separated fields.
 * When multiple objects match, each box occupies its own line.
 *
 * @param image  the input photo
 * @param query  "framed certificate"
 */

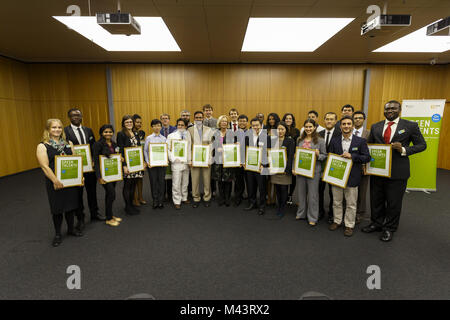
xmin=268 ymin=148 xmax=287 ymax=174
xmin=322 ymin=153 xmax=353 ymax=189
xmin=294 ymin=147 xmax=316 ymax=178
xmin=73 ymin=144 xmax=94 ymax=173
xmin=148 ymin=143 xmax=168 ymax=167
xmin=223 ymin=143 xmax=240 ymax=168
xmin=366 ymin=144 xmax=392 ymax=178
xmin=245 ymin=146 xmax=262 ymax=173
xmin=124 ymin=146 xmax=144 ymax=173
xmin=192 ymin=144 xmax=210 ymax=167
xmin=100 ymin=154 xmax=123 ymax=183
xmin=54 ymin=155 xmax=83 ymax=188
xmin=171 ymin=139 xmax=188 ymax=163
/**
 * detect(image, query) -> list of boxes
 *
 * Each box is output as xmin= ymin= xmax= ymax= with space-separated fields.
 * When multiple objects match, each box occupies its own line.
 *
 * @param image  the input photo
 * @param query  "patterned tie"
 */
xmin=164 ymin=127 xmax=168 ymax=137
xmin=384 ymin=121 xmax=395 ymax=144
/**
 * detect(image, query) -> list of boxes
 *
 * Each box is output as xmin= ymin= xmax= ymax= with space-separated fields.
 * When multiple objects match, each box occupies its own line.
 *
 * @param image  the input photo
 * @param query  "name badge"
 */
xmin=89 ymin=136 xmax=94 ymax=140
xmin=352 ymin=147 xmax=358 ymax=151
xmin=115 ymin=147 xmax=120 ymax=153
xmin=398 ymin=129 xmax=405 ymax=134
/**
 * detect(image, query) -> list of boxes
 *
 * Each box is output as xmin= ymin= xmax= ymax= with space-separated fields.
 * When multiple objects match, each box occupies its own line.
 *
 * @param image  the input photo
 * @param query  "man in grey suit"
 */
xmin=203 ymin=104 xmax=217 ymax=128
xmin=353 ymin=111 xmax=370 ymax=224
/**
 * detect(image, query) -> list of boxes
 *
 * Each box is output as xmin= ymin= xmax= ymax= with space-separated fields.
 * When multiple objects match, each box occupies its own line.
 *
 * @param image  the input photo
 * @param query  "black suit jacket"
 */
xmin=279 ymin=137 xmax=295 ymax=175
xmin=319 ymin=128 xmax=341 ymax=152
xmin=116 ymin=130 xmax=141 ymax=159
xmin=64 ymin=125 xmax=95 ymax=150
xmin=328 ymin=134 xmax=371 ymax=188
xmin=368 ymin=118 xmax=426 ymax=180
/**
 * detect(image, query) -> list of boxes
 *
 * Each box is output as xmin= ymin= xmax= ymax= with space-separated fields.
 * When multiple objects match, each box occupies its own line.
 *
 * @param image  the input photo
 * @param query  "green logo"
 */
xmin=104 ymin=158 xmax=118 ymax=176
xmin=329 ymin=159 xmax=347 ymax=180
xmin=370 ymin=149 xmax=386 ymax=169
xmin=61 ymin=160 xmax=78 ymax=180
xmin=298 ymin=151 xmax=312 ymax=170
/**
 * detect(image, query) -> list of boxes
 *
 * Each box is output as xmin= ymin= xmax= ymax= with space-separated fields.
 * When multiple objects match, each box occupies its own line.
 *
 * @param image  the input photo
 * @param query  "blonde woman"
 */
xmin=36 ymin=119 xmax=83 ymax=247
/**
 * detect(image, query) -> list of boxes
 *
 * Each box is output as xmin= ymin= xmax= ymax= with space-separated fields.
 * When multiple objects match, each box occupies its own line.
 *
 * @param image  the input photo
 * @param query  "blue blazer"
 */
xmin=328 ymin=134 xmax=371 ymax=188
xmin=161 ymin=125 xmax=176 ymax=138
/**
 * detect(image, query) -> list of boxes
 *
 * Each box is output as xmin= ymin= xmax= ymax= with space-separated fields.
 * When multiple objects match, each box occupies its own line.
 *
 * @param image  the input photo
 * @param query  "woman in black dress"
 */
xmin=117 ymin=115 xmax=145 ymax=215
xmin=282 ymin=113 xmax=300 ymax=205
xmin=132 ymin=114 xmax=147 ymax=206
xmin=93 ymin=124 xmax=123 ymax=227
xmin=36 ymin=119 xmax=83 ymax=247
xmin=265 ymin=113 xmax=280 ymax=206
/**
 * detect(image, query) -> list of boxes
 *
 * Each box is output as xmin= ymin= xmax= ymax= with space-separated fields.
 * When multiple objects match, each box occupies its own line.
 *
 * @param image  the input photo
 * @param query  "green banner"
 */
xmin=298 ymin=151 xmax=312 ymax=170
xmin=104 ymin=158 xmax=118 ymax=176
xmin=61 ymin=160 xmax=79 ymax=180
xmin=74 ymin=149 xmax=88 ymax=166
xmin=328 ymin=159 xmax=347 ymax=180
xmin=128 ymin=150 xmax=141 ymax=167
xmin=402 ymin=99 xmax=446 ymax=191
xmin=369 ymin=149 xmax=386 ymax=169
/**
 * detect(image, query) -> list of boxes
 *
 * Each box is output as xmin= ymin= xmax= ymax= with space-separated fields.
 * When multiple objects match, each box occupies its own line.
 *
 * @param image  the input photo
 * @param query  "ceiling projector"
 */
xmin=361 ymin=14 xmax=411 ymax=36
xmin=96 ymin=12 xmax=141 ymax=35
xmin=426 ymin=17 xmax=450 ymax=36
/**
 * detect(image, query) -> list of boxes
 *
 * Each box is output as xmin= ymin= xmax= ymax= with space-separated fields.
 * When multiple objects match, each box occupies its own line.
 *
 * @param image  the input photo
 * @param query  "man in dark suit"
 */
xmin=64 ymin=108 xmax=102 ymax=233
xmin=334 ymin=104 xmax=354 ymax=133
xmin=244 ymin=117 xmax=271 ymax=215
xmin=319 ymin=112 xmax=341 ymax=223
xmin=328 ymin=116 xmax=371 ymax=237
xmin=234 ymin=114 xmax=249 ymax=206
xmin=362 ymin=100 xmax=426 ymax=242
xmin=160 ymin=113 xmax=177 ymax=202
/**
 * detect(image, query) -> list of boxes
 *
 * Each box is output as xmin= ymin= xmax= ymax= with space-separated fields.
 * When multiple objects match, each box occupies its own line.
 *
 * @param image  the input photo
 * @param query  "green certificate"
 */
xmin=225 ymin=148 xmax=237 ymax=162
xmin=104 ymin=158 xmax=119 ymax=176
xmin=366 ymin=144 xmax=392 ymax=178
xmin=370 ymin=149 xmax=386 ymax=169
xmin=322 ymin=153 xmax=353 ymax=188
xmin=152 ymin=146 xmax=165 ymax=161
xmin=174 ymin=142 xmax=185 ymax=157
xmin=128 ymin=150 xmax=142 ymax=166
xmin=272 ymin=151 xmax=285 ymax=168
xmin=248 ymin=150 xmax=259 ymax=166
xmin=298 ymin=151 xmax=312 ymax=170
xmin=329 ymin=159 xmax=347 ymax=180
xmin=61 ymin=160 xmax=79 ymax=180
xmin=195 ymin=147 xmax=207 ymax=162
xmin=294 ymin=148 xmax=316 ymax=178
xmin=74 ymin=149 xmax=88 ymax=166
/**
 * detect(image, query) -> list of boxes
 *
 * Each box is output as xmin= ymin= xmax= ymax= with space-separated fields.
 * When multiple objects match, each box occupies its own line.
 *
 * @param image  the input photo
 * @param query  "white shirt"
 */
xmin=382 ymin=117 xmax=406 ymax=156
xmin=71 ymin=124 xmax=86 ymax=145
xmin=353 ymin=127 xmax=364 ymax=137
xmin=324 ymin=127 xmax=335 ymax=146
xmin=231 ymin=121 xmax=238 ymax=132
xmin=252 ymin=130 xmax=262 ymax=146
xmin=144 ymin=133 xmax=166 ymax=164
xmin=341 ymin=134 xmax=353 ymax=153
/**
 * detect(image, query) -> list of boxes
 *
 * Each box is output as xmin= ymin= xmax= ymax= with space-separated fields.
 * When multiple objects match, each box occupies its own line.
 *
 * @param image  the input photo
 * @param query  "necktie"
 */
xmin=77 ymin=127 xmax=85 ymax=144
xmin=181 ymin=133 xmax=185 ymax=140
xmin=326 ymin=131 xmax=330 ymax=147
xmin=164 ymin=127 xmax=168 ymax=137
xmin=384 ymin=121 xmax=395 ymax=144
xmin=233 ymin=123 xmax=237 ymax=131
xmin=355 ymin=130 xmax=359 ymax=136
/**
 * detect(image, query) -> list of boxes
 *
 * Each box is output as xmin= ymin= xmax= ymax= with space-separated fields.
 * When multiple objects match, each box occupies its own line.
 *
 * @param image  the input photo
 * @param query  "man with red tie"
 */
xmin=362 ymin=100 xmax=426 ymax=242
xmin=229 ymin=108 xmax=239 ymax=132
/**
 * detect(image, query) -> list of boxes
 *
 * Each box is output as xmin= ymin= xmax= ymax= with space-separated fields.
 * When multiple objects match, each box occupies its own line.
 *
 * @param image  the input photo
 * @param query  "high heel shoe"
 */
xmin=52 ymin=235 xmax=62 ymax=247
xmin=106 ymin=219 xmax=119 ymax=227
xmin=112 ymin=216 xmax=122 ymax=222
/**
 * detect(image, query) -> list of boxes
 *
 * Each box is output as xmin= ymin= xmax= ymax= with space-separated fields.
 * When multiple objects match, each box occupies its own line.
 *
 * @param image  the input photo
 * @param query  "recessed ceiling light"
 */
xmin=53 ymin=16 xmax=181 ymax=51
xmin=373 ymin=20 xmax=450 ymax=53
xmin=241 ymin=18 xmax=355 ymax=52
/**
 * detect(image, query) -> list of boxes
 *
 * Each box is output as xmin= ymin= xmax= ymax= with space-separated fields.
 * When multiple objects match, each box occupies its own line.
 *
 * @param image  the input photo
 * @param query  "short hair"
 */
xmin=308 ymin=110 xmax=319 ymax=118
xmin=180 ymin=110 xmax=190 ymax=116
xmin=238 ymin=114 xmax=248 ymax=121
xmin=160 ymin=113 xmax=170 ymax=120
xmin=203 ymin=104 xmax=213 ymax=111
xmin=229 ymin=108 xmax=239 ymax=115
xmin=250 ymin=117 xmax=262 ymax=125
xmin=132 ymin=114 xmax=142 ymax=121
xmin=353 ymin=111 xmax=366 ymax=119
xmin=216 ymin=115 xmax=230 ymax=128
xmin=99 ymin=124 xmax=114 ymax=137
xmin=324 ymin=112 xmax=338 ymax=120
xmin=194 ymin=111 xmax=204 ymax=117
xmin=341 ymin=104 xmax=355 ymax=112
xmin=340 ymin=115 xmax=354 ymax=124
xmin=151 ymin=119 xmax=162 ymax=127
xmin=176 ymin=118 xmax=188 ymax=127
xmin=385 ymin=100 xmax=401 ymax=108
xmin=67 ymin=108 xmax=82 ymax=117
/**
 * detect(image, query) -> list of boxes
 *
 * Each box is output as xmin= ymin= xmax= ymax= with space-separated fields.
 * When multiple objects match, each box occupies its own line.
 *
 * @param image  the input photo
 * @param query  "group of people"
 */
xmin=36 ymin=101 xmax=426 ymax=247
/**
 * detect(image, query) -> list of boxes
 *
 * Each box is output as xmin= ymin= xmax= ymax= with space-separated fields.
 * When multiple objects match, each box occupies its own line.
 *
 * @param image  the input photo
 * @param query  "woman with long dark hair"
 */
xmin=265 ymin=113 xmax=280 ymax=206
xmin=132 ymin=114 xmax=146 ymax=206
xmin=93 ymin=124 xmax=123 ymax=227
xmin=36 ymin=119 xmax=82 ymax=247
xmin=282 ymin=113 xmax=300 ymax=205
xmin=294 ymin=119 xmax=327 ymax=226
xmin=117 ymin=115 xmax=145 ymax=215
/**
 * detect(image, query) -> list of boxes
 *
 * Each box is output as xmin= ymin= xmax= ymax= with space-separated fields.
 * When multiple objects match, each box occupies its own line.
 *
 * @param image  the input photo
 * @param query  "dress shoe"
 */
xmin=204 ymin=201 xmax=211 ymax=207
xmin=258 ymin=208 xmax=265 ymax=215
xmin=344 ymin=227 xmax=354 ymax=237
xmin=140 ymin=200 xmax=147 ymax=205
xmin=68 ymin=229 xmax=83 ymax=237
xmin=327 ymin=216 xmax=334 ymax=225
xmin=244 ymin=204 xmax=256 ymax=211
xmin=361 ymin=224 xmax=382 ymax=233
xmin=329 ymin=223 xmax=340 ymax=231
xmin=192 ymin=202 xmax=200 ymax=208
xmin=152 ymin=203 xmax=158 ymax=209
xmin=174 ymin=204 xmax=181 ymax=210
xmin=295 ymin=216 xmax=306 ymax=221
xmin=158 ymin=203 xmax=164 ymax=209
xmin=380 ymin=230 xmax=393 ymax=242
xmin=106 ymin=219 xmax=119 ymax=227
xmin=309 ymin=221 xmax=317 ymax=227
xmin=52 ymin=235 xmax=62 ymax=247
xmin=182 ymin=200 xmax=191 ymax=204
xmin=112 ymin=216 xmax=122 ymax=222
xmin=318 ymin=210 xmax=325 ymax=220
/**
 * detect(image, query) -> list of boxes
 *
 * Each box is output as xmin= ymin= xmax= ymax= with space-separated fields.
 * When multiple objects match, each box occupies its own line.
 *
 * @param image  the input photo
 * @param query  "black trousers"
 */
xmin=319 ymin=180 xmax=334 ymax=216
xmin=217 ymin=181 xmax=232 ymax=204
xmin=147 ymin=167 xmax=166 ymax=205
xmin=234 ymin=167 xmax=248 ymax=202
xmin=275 ymin=184 xmax=288 ymax=213
xmin=247 ymin=171 xmax=267 ymax=208
xmin=123 ymin=178 xmax=138 ymax=208
xmin=102 ymin=182 xmax=116 ymax=220
xmin=288 ymin=175 xmax=296 ymax=197
xmin=370 ymin=176 xmax=407 ymax=232
xmin=76 ymin=171 xmax=99 ymax=222
xmin=52 ymin=210 xmax=76 ymax=235
xmin=165 ymin=179 xmax=172 ymax=201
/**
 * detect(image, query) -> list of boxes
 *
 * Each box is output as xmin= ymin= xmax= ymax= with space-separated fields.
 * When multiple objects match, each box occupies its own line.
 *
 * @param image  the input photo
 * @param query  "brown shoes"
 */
xmin=182 ymin=200 xmax=191 ymax=204
xmin=344 ymin=227 xmax=354 ymax=237
xmin=174 ymin=204 xmax=181 ymax=210
xmin=329 ymin=222 xmax=340 ymax=231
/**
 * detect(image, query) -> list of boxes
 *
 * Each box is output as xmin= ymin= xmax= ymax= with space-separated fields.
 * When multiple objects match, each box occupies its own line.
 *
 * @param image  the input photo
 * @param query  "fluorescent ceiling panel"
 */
xmin=53 ymin=16 xmax=181 ymax=51
xmin=241 ymin=18 xmax=354 ymax=52
xmin=373 ymin=20 xmax=450 ymax=53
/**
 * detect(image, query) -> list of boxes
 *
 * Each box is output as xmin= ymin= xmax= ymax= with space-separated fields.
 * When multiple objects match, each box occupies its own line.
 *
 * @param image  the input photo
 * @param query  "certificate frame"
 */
xmin=223 ymin=143 xmax=241 ymax=168
xmin=73 ymin=144 xmax=94 ymax=173
xmin=245 ymin=146 xmax=262 ymax=173
xmin=366 ymin=144 xmax=392 ymax=178
xmin=268 ymin=148 xmax=287 ymax=174
xmin=192 ymin=144 xmax=210 ymax=168
xmin=148 ymin=143 xmax=168 ymax=167
xmin=171 ymin=139 xmax=188 ymax=163
xmin=294 ymin=147 xmax=317 ymax=179
xmin=124 ymin=146 xmax=144 ymax=173
xmin=99 ymin=154 xmax=123 ymax=183
xmin=54 ymin=155 xmax=83 ymax=188
xmin=322 ymin=153 xmax=353 ymax=189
